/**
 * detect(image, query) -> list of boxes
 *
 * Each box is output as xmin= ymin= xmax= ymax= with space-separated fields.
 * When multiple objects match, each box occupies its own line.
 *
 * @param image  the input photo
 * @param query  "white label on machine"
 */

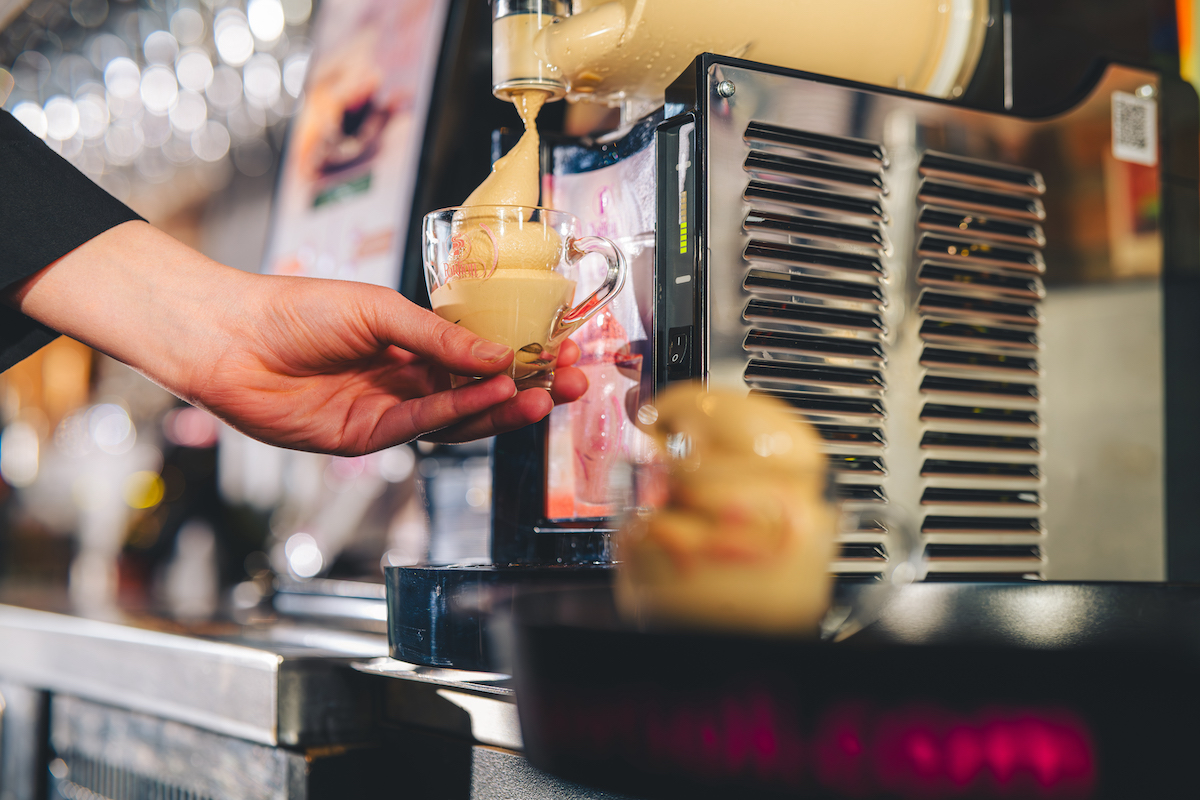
xmin=1112 ymin=91 xmax=1157 ymax=166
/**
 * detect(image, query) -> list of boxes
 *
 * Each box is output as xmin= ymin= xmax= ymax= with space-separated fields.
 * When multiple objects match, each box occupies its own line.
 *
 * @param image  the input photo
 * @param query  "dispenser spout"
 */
xmin=492 ymin=0 xmax=570 ymax=102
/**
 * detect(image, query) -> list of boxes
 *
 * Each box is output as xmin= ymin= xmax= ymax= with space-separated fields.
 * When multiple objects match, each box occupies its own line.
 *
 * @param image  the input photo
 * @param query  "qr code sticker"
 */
xmin=1112 ymin=91 xmax=1157 ymax=166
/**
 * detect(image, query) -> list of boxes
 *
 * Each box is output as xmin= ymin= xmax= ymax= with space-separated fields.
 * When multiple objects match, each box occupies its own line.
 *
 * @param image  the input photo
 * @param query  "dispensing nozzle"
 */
xmin=492 ymin=0 xmax=569 ymax=103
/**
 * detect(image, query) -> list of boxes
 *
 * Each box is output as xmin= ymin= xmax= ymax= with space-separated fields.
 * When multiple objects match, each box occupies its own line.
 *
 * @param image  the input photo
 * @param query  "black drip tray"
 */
xmin=384 ymin=564 xmax=612 ymax=672
xmin=512 ymin=582 xmax=1200 ymax=800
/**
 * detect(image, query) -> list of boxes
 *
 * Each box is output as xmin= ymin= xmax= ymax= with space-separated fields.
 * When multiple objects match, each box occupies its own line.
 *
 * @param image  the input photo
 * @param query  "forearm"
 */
xmin=1 ymin=220 xmax=252 ymax=400
xmin=0 ymin=219 xmax=578 ymax=452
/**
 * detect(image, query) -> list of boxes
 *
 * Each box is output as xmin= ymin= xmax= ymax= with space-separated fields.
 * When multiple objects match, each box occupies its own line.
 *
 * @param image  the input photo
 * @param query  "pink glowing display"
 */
xmin=537 ymin=683 xmax=1096 ymax=798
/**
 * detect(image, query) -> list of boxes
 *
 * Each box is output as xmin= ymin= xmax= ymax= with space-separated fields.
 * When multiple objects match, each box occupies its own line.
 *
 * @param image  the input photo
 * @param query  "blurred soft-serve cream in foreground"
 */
xmin=616 ymin=384 xmax=839 ymax=635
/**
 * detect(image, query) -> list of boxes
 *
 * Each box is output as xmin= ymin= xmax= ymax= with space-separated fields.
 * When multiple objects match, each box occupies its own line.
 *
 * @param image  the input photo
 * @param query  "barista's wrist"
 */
xmin=2 ymin=220 xmax=250 ymax=401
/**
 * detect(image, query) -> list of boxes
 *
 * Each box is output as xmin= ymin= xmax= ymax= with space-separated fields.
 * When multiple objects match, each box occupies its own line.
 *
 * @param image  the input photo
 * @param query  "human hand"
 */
xmin=192 ymin=273 xmax=589 ymax=453
xmin=6 ymin=222 xmax=589 ymax=455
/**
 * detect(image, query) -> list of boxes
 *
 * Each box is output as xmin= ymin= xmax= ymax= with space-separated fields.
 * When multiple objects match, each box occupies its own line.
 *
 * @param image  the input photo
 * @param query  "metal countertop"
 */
xmin=0 ymin=603 xmax=388 ymax=747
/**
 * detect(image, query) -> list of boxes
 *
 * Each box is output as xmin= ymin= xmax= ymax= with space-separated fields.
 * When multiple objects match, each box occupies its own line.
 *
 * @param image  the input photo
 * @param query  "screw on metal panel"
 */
xmin=716 ymin=80 xmax=736 ymax=98
xmin=1136 ymin=84 xmax=1157 ymax=99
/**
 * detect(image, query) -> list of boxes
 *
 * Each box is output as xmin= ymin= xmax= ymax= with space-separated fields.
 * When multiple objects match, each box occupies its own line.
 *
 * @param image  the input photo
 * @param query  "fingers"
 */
xmin=558 ymin=338 xmax=581 ymax=368
xmin=423 ymin=362 xmax=589 ymax=443
xmin=422 ymin=388 xmax=555 ymax=444
xmin=365 ymin=374 xmax=517 ymax=450
xmin=356 ymin=313 xmax=592 ymax=446
xmin=549 ymin=365 xmax=588 ymax=405
xmin=368 ymin=293 xmax=514 ymax=376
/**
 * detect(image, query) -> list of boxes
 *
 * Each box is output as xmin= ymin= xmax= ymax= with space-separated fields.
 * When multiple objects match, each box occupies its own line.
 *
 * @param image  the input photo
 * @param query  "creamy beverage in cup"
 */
xmin=429 ymin=270 xmax=576 ymax=358
xmin=429 ymin=265 xmax=577 ymax=383
xmin=424 ymin=205 xmax=626 ymax=388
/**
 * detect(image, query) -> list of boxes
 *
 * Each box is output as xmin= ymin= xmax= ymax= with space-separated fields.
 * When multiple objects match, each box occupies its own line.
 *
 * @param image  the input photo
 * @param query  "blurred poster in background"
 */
xmin=262 ymin=0 xmax=448 ymax=288
xmin=221 ymin=0 xmax=452 ymax=587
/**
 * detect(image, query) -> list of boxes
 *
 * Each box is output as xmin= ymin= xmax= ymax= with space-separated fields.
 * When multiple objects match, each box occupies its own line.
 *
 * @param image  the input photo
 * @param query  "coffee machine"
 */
xmin=483 ymin=0 xmax=1198 ymax=581
xmin=489 ymin=0 xmax=995 ymax=566
xmin=388 ymin=0 xmax=1198 ymax=668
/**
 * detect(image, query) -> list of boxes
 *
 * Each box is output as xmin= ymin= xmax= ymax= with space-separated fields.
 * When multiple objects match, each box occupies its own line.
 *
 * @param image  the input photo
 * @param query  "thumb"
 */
xmin=369 ymin=291 xmax=513 ymax=374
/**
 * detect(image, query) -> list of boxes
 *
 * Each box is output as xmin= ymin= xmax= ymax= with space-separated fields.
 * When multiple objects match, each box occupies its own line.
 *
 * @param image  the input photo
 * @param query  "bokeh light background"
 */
xmin=0 ymin=0 xmax=312 ymax=214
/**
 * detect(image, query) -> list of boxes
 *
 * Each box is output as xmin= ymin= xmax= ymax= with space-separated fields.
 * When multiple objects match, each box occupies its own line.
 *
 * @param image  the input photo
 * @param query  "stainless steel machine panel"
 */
xmin=666 ymin=60 xmax=1174 ymax=581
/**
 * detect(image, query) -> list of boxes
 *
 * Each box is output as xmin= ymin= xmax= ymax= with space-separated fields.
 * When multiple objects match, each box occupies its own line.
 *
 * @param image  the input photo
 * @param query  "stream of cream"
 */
xmin=430 ymin=90 xmax=575 ymax=376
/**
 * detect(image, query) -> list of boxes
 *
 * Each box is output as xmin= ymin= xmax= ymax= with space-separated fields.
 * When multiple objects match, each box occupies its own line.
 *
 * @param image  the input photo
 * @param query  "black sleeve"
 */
xmin=0 ymin=109 xmax=145 ymax=370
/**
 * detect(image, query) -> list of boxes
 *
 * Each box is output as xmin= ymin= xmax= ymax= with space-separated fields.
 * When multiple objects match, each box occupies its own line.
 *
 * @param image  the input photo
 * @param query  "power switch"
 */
xmin=666 ymin=326 xmax=692 ymax=380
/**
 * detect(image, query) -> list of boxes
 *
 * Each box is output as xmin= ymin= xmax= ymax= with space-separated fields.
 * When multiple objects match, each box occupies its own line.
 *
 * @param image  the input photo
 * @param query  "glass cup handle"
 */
xmin=555 ymin=235 xmax=628 ymax=337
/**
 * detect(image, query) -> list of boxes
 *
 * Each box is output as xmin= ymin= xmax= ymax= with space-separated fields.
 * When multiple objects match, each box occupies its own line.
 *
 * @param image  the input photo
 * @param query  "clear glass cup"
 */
xmin=423 ymin=205 xmax=628 ymax=389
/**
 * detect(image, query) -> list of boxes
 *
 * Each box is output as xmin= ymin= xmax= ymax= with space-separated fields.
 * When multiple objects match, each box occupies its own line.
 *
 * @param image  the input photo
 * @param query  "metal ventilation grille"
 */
xmin=738 ymin=125 xmax=1046 ymax=580
xmin=739 ymin=121 xmax=890 ymax=578
xmin=914 ymin=151 xmax=1046 ymax=578
xmin=52 ymin=751 xmax=214 ymax=800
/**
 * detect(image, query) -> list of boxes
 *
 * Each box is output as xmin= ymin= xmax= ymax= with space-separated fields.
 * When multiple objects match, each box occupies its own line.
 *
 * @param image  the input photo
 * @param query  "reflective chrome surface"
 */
xmin=698 ymin=62 xmax=1166 ymax=580
xmin=0 ymin=605 xmax=385 ymax=746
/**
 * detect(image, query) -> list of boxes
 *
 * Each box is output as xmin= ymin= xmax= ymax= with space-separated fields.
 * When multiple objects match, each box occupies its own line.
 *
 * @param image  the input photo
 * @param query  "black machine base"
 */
xmin=384 ymin=564 xmax=612 ymax=672
xmin=512 ymin=581 xmax=1200 ymax=800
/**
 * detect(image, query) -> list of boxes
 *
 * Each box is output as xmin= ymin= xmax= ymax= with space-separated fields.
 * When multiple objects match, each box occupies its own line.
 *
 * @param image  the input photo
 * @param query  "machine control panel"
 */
xmin=665 ymin=326 xmax=693 ymax=380
xmin=655 ymin=115 xmax=700 ymax=388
